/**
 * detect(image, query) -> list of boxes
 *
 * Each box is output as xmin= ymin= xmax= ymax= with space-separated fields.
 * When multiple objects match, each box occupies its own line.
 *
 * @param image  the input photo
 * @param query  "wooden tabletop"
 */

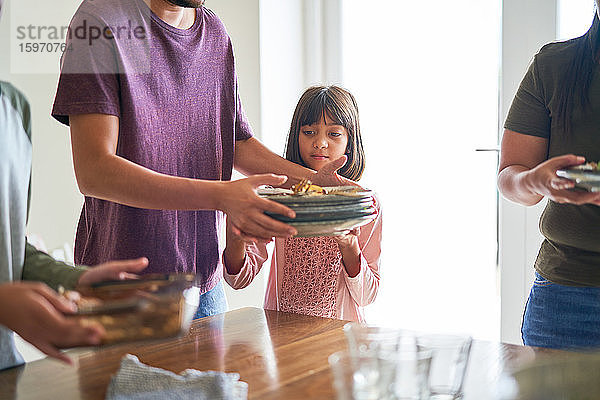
xmin=0 ymin=307 xmax=554 ymax=399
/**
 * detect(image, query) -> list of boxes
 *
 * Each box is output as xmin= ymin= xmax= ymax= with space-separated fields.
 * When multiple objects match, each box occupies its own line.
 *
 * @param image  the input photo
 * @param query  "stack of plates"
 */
xmin=556 ymin=168 xmax=600 ymax=192
xmin=259 ymin=186 xmax=377 ymax=237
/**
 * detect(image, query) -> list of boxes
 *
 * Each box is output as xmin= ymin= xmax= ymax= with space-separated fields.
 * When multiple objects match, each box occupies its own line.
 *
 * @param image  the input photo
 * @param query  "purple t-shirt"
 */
xmin=52 ymin=0 xmax=252 ymax=293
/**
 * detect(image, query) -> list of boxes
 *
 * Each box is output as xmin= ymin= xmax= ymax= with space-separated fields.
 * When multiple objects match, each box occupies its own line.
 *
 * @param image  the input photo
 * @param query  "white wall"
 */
xmin=258 ymin=0 xmax=305 ymax=155
xmin=205 ymin=0 xmax=262 ymax=142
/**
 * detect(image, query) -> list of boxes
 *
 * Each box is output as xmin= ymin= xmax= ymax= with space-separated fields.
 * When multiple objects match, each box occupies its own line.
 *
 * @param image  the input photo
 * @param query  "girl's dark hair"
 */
xmin=556 ymin=11 xmax=600 ymax=135
xmin=284 ymin=86 xmax=365 ymax=181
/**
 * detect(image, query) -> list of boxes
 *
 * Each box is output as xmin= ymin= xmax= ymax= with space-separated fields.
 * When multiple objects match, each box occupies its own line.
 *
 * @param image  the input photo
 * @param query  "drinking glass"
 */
xmin=394 ymin=348 xmax=433 ymax=400
xmin=416 ymin=334 xmax=473 ymax=399
xmin=329 ymin=350 xmax=397 ymax=400
xmin=343 ymin=323 xmax=432 ymax=399
xmin=343 ymin=322 xmax=413 ymax=357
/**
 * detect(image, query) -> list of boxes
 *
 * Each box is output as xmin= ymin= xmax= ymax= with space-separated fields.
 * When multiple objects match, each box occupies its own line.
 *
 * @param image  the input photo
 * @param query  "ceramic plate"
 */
xmin=258 ymin=186 xmax=373 ymax=205
xmin=266 ymin=206 xmax=376 ymax=223
xmin=556 ymin=168 xmax=600 ymax=191
xmin=282 ymin=200 xmax=374 ymax=214
xmin=556 ymin=168 xmax=600 ymax=182
xmin=291 ymin=215 xmax=377 ymax=237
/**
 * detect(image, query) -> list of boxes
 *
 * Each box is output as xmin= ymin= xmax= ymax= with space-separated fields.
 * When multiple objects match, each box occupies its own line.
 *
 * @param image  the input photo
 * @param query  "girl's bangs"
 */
xmin=299 ymin=94 xmax=351 ymax=129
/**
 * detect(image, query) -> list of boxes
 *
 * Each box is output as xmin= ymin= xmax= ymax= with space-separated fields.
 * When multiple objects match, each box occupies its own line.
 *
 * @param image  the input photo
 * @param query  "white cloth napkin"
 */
xmin=105 ymin=354 xmax=248 ymax=400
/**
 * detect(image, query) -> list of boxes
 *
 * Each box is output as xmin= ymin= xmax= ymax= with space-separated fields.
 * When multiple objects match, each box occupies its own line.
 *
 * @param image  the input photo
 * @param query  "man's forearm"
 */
xmin=77 ymin=153 xmax=226 ymax=210
xmin=234 ymin=137 xmax=315 ymax=186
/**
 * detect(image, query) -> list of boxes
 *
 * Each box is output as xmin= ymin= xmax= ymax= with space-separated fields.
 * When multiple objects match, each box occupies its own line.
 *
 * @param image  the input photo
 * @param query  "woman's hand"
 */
xmin=0 ymin=282 xmax=105 ymax=365
xmin=524 ymin=154 xmax=600 ymax=205
xmin=218 ymin=174 xmax=297 ymax=242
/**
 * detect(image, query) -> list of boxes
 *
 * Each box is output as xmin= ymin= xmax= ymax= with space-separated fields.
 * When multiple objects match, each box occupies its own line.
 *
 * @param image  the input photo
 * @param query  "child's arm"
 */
xmin=334 ymin=197 xmax=382 ymax=306
xmin=223 ymin=217 xmax=269 ymax=289
xmin=334 ymin=231 xmax=362 ymax=278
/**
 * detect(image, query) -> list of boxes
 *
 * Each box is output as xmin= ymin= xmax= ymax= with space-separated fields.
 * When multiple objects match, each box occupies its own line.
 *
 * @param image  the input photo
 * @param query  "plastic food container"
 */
xmin=71 ymin=274 xmax=196 ymax=345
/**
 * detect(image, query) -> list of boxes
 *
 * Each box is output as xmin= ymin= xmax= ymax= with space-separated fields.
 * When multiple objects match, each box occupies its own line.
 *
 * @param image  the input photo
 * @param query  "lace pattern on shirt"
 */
xmin=280 ymin=236 xmax=342 ymax=318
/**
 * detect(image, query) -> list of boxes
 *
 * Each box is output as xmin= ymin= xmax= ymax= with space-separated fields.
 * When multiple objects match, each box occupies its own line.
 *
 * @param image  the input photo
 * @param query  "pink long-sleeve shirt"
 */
xmin=223 ymin=198 xmax=382 ymax=322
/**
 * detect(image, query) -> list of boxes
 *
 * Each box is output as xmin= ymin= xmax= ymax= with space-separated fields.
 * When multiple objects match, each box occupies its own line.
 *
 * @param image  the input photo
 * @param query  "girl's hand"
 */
xmin=333 ymin=227 xmax=360 ymax=249
xmin=333 ymin=228 xmax=362 ymax=278
xmin=525 ymin=154 xmax=600 ymax=205
xmin=224 ymin=215 xmax=272 ymax=276
xmin=312 ymin=156 xmax=360 ymax=187
xmin=219 ymin=174 xmax=297 ymax=242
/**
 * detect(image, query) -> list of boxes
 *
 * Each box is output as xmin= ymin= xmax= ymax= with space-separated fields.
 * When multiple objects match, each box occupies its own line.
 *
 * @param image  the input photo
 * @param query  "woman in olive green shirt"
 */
xmin=499 ymin=0 xmax=600 ymax=349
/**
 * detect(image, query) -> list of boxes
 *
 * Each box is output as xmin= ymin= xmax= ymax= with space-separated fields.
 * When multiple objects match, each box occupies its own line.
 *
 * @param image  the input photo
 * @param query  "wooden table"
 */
xmin=0 ymin=307 xmax=552 ymax=399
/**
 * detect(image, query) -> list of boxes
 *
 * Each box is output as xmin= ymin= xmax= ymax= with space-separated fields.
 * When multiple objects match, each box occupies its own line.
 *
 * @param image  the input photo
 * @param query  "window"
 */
xmin=558 ymin=0 xmax=596 ymax=40
xmin=341 ymin=0 xmax=501 ymax=339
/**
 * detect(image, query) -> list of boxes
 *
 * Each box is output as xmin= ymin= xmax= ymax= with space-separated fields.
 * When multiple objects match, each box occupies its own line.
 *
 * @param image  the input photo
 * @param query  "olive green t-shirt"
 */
xmin=505 ymin=40 xmax=600 ymax=286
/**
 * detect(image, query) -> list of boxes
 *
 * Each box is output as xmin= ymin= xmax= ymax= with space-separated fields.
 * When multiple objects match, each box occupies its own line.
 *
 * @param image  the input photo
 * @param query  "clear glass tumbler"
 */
xmin=394 ymin=348 xmax=433 ymax=400
xmin=343 ymin=322 xmax=413 ymax=357
xmin=329 ymin=350 xmax=398 ymax=400
xmin=416 ymin=334 xmax=473 ymax=399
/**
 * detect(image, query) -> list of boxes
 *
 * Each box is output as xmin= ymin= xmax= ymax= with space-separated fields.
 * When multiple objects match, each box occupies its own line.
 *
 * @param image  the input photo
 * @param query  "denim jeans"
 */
xmin=522 ymin=272 xmax=600 ymax=350
xmin=193 ymin=280 xmax=228 ymax=320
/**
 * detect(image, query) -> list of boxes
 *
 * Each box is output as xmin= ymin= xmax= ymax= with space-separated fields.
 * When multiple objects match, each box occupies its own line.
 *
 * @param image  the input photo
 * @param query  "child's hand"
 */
xmin=224 ymin=215 xmax=272 ymax=276
xmin=312 ymin=156 xmax=355 ymax=187
xmin=333 ymin=228 xmax=362 ymax=277
xmin=333 ymin=227 xmax=361 ymax=248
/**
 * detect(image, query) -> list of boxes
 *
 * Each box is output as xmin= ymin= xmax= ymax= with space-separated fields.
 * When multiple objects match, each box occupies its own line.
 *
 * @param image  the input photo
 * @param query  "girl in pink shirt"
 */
xmin=223 ymin=86 xmax=382 ymax=322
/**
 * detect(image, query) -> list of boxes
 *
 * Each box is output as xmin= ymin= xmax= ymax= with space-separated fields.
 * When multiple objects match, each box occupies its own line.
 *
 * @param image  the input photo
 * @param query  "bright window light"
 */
xmin=558 ymin=0 xmax=596 ymax=40
xmin=341 ymin=0 xmax=501 ymax=340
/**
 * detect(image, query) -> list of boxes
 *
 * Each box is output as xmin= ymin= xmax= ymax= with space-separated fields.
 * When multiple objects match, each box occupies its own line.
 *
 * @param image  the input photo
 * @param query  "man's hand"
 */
xmin=77 ymin=257 xmax=149 ymax=286
xmin=0 ymin=282 xmax=105 ymax=365
xmin=219 ymin=174 xmax=297 ymax=242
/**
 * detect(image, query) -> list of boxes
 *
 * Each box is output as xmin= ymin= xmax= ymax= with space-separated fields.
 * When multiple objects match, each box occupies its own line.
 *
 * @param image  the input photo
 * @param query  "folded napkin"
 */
xmin=105 ymin=354 xmax=248 ymax=400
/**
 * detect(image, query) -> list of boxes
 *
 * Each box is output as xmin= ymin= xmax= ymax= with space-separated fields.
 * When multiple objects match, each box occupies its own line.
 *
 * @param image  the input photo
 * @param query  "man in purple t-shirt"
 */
xmin=52 ymin=0 xmax=346 ymax=318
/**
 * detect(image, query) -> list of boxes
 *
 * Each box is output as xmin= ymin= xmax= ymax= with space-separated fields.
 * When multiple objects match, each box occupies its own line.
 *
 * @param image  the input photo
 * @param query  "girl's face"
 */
xmin=298 ymin=114 xmax=349 ymax=171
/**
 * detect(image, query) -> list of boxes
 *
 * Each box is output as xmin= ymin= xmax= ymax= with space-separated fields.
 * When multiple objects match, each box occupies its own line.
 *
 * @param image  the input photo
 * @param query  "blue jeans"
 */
xmin=522 ymin=272 xmax=600 ymax=350
xmin=193 ymin=280 xmax=228 ymax=320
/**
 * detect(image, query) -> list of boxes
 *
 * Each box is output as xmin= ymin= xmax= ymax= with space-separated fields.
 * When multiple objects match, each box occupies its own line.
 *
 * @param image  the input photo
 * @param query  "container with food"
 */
xmin=64 ymin=274 xmax=196 ymax=345
xmin=557 ymin=162 xmax=600 ymax=192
